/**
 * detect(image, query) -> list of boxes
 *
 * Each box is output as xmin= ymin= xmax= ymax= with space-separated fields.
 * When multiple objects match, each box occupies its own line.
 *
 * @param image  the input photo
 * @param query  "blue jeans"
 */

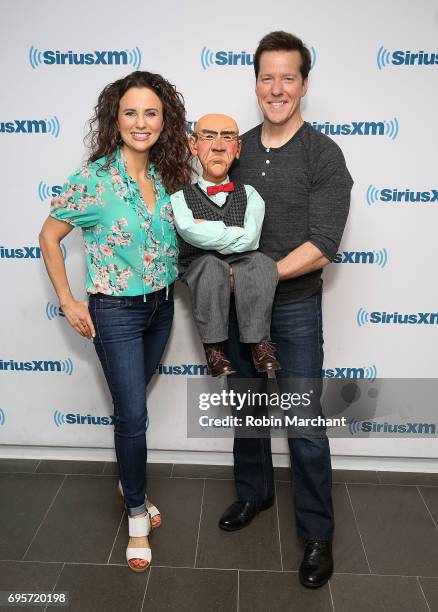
xmin=89 ymin=287 xmax=174 ymax=517
xmin=225 ymin=291 xmax=334 ymax=541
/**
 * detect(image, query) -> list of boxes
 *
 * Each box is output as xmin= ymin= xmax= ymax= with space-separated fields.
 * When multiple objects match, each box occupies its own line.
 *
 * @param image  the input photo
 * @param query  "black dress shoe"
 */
xmin=299 ymin=540 xmax=333 ymax=588
xmin=218 ymin=498 xmax=274 ymax=531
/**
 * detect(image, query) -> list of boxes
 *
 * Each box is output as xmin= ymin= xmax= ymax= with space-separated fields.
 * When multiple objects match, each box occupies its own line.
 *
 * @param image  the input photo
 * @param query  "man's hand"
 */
xmin=193 ymin=218 xmax=206 ymax=224
xmin=61 ymin=299 xmax=95 ymax=340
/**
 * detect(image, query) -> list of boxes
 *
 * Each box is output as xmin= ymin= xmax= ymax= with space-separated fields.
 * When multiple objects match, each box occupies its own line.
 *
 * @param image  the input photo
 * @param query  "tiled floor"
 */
xmin=0 ymin=460 xmax=437 ymax=611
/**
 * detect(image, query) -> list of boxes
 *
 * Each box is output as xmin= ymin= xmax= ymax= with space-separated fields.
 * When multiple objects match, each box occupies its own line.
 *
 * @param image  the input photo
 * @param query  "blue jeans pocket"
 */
xmin=89 ymin=295 xmax=128 ymax=311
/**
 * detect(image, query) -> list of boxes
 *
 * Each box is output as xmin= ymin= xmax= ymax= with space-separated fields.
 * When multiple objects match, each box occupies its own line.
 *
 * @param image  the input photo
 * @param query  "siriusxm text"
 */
xmin=312 ymin=121 xmax=385 ymax=136
xmin=1 ymin=120 xmax=48 ymax=134
xmin=38 ymin=50 xmax=131 ymax=65
xmin=391 ymin=51 xmax=438 ymax=66
xmin=323 ymin=367 xmax=370 ymax=379
xmin=380 ymin=189 xmax=438 ymax=203
xmin=64 ymin=414 xmax=115 ymax=425
xmin=1 ymin=359 xmax=63 ymax=372
xmin=334 ymin=251 xmax=376 ymax=264
xmin=0 ymin=246 xmax=41 ymax=259
xmin=158 ymin=364 xmax=208 ymax=375
xmin=360 ymin=421 xmax=436 ymax=434
xmin=369 ymin=312 xmax=438 ymax=324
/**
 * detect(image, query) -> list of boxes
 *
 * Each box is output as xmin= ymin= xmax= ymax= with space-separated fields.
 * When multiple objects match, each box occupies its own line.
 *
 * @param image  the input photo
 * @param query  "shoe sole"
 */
xmin=299 ymin=573 xmax=333 ymax=589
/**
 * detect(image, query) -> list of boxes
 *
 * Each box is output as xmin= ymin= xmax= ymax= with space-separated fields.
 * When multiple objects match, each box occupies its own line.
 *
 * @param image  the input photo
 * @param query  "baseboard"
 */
xmin=0 ymin=445 xmax=437 ymax=473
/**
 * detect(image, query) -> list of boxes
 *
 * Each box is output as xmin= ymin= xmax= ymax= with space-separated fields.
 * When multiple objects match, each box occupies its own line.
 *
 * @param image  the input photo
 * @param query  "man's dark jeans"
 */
xmin=225 ymin=290 xmax=334 ymax=541
xmin=89 ymin=288 xmax=174 ymax=516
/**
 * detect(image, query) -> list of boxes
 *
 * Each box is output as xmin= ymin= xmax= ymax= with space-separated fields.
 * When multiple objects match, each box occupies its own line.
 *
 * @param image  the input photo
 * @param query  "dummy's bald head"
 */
xmin=190 ymin=113 xmax=241 ymax=183
xmin=194 ymin=114 xmax=239 ymax=135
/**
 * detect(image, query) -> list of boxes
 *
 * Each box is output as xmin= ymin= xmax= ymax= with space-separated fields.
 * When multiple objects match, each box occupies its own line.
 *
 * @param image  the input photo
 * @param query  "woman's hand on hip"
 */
xmin=61 ymin=299 xmax=96 ymax=340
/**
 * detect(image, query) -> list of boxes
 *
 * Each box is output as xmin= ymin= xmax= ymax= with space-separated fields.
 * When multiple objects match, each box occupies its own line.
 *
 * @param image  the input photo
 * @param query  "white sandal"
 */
xmin=126 ymin=513 xmax=151 ymax=572
xmin=117 ymin=481 xmax=161 ymax=528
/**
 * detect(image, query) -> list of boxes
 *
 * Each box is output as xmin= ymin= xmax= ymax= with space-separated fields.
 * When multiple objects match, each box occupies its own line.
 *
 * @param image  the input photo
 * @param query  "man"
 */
xmin=220 ymin=31 xmax=353 ymax=589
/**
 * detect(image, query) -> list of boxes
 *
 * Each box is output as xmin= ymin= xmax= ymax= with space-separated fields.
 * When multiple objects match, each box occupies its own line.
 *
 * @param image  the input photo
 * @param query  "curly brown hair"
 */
xmin=86 ymin=71 xmax=192 ymax=194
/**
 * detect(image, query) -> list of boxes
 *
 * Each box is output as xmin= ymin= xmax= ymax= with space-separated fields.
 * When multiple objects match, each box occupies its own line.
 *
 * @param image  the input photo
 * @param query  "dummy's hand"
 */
xmin=229 ymin=267 xmax=235 ymax=292
xmin=194 ymin=218 xmax=206 ymax=224
xmin=61 ymin=299 xmax=95 ymax=340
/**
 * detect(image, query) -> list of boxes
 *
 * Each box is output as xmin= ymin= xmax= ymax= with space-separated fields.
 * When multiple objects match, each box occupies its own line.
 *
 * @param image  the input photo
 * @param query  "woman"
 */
xmin=39 ymin=71 xmax=192 ymax=572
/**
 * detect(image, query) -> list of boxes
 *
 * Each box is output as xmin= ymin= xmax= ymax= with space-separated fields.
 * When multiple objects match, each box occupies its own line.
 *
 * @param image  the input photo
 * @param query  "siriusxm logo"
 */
xmin=157 ymin=363 xmax=208 ymax=376
xmin=0 ymin=244 xmax=66 ymax=259
xmin=29 ymin=46 xmax=141 ymax=69
xmin=357 ymin=308 xmax=438 ymax=327
xmin=0 ymin=358 xmax=73 ymax=374
xmin=333 ymin=249 xmax=388 ymax=268
xmin=0 ymin=117 xmax=60 ymax=137
xmin=350 ymin=419 xmax=436 ymax=435
xmin=200 ymin=46 xmax=317 ymax=70
xmin=377 ymin=46 xmax=438 ymax=70
xmin=366 ymin=185 xmax=438 ymax=206
xmin=45 ymin=302 xmax=65 ymax=321
xmin=201 ymin=47 xmax=254 ymax=69
xmin=54 ymin=410 xmax=114 ymax=427
xmin=322 ymin=365 xmax=377 ymax=381
xmin=0 ymin=408 xmax=5 ymax=426
xmin=38 ymin=181 xmax=62 ymax=201
xmin=311 ymin=118 xmax=399 ymax=140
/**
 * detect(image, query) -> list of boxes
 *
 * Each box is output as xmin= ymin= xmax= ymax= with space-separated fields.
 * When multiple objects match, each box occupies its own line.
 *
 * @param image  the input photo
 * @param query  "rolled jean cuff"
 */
xmin=128 ymin=503 xmax=147 ymax=517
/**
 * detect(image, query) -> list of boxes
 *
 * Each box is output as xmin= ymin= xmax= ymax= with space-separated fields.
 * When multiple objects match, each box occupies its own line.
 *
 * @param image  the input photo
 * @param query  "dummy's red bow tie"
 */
xmin=206 ymin=182 xmax=235 ymax=196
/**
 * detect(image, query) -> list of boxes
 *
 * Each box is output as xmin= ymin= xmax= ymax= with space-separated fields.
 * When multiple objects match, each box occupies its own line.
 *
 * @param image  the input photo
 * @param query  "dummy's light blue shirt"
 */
xmin=170 ymin=175 xmax=265 ymax=254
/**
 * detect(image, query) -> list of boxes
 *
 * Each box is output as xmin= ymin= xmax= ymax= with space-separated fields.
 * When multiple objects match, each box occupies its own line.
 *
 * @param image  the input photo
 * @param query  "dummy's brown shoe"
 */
xmin=251 ymin=340 xmax=280 ymax=373
xmin=204 ymin=344 xmax=236 ymax=377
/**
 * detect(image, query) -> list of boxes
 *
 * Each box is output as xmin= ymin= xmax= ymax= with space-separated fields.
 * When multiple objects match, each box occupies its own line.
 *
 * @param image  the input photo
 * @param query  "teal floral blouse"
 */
xmin=50 ymin=148 xmax=178 ymax=296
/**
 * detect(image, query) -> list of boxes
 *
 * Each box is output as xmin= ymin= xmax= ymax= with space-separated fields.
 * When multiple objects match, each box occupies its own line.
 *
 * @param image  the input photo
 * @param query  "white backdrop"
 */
xmin=1 ymin=0 xmax=437 ymax=462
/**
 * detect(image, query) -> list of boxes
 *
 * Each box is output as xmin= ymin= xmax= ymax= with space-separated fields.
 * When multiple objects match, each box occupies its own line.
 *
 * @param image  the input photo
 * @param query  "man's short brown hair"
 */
xmin=254 ymin=31 xmax=311 ymax=81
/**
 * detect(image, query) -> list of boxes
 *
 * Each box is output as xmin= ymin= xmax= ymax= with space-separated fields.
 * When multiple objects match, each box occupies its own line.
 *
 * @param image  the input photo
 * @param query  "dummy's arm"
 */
xmin=216 ymin=185 xmax=265 ymax=254
xmin=171 ymin=190 xmax=245 ymax=251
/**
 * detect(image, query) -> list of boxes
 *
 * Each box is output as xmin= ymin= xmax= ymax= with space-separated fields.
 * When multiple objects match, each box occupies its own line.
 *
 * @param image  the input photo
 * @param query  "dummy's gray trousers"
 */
xmin=181 ymin=252 xmax=278 ymax=344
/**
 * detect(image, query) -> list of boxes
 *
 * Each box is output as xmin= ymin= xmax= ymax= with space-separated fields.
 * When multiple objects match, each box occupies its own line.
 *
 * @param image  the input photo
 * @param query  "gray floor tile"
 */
xmin=110 ymin=477 xmax=204 ymax=567
xmin=330 ymin=574 xmax=429 ymax=612
xmin=0 ymin=561 xmax=62 ymax=612
xmin=378 ymin=471 xmax=438 ymax=486
xmin=419 ymin=486 xmax=438 ymax=525
xmin=56 ymin=563 xmax=148 ymax=612
xmin=332 ymin=484 xmax=370 ymax=573
xmin=103 ymin=462 xmax=173 ymax=478
xmin=239 ymin=570 xmax=332 ymax=612
xmin=143 ymin=567 xmax=237 ymax=612
xmin=196 ymin=479 xmax=281 ymax=571
xmin=333 ymin=470 xmax=379 ymax=484
xmin=277 ymin=481 xmax=369 ymax=573
xmin=0 ymin=459 xmax=39 ymax=473
xmin=419 ymin=577 xmax=438 ymax=612
xmin=25 ymin=475 xmax=121 ymax=563
xmin=348 ymin=484 xmax=438 ymax=576
xmin=275 ymin=480 xmax=304 ymax=570
xmin=36 ymin=460 xmax=105 ymax=475
xmin=172 ymin=463 xmax=233 ymax=479
xmin=0 ymin=473 xmax=64 ymax=560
